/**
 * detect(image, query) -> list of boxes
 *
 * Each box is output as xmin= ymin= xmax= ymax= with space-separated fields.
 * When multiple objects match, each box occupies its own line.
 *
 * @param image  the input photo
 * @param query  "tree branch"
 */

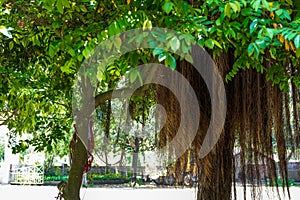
xmin=0 ymin=109 xmax=18 ymax=126
xmin=94 ymin=84 xmax=151 ymax=109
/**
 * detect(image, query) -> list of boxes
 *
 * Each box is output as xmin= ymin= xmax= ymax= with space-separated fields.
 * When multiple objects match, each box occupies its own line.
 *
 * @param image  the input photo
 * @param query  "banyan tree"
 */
xmin=156 ymin=50 xmax=300 ymax=200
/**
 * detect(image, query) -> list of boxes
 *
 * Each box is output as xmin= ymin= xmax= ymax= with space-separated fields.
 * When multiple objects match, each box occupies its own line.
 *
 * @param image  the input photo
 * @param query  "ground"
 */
xmin=0 ymin=185 xmax=300 ymax=200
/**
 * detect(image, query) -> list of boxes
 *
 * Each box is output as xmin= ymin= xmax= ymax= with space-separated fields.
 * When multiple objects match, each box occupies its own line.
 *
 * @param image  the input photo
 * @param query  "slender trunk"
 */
xmin=103 ymin=99 xmax=111 ymax=174
xmin=132 ymin=136 xmax=139 ymax=182
xmin=105 ymin=150 xmax=108 ymax=174
xmin=62 ymin=73 xmax=93 ymax=200
xmin=62 ymin=136 xmax=87 ymax=200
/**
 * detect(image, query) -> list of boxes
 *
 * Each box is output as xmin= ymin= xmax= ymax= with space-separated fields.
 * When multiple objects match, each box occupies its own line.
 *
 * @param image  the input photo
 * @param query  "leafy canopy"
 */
xmin=0 ymin=0 xmax=300 ymax=153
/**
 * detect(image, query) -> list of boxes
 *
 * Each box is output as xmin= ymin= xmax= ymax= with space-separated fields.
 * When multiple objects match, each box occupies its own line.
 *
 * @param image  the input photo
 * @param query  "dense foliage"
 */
xmin=1 ymin=0 xmax=299 ymax=151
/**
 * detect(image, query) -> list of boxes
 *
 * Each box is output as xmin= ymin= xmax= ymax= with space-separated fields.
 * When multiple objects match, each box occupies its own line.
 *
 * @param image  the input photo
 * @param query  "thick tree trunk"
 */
xmin=196 ymin=50 xmax=234 ymax=200
xmin=197 ymin=127 xmax=234 ymax=200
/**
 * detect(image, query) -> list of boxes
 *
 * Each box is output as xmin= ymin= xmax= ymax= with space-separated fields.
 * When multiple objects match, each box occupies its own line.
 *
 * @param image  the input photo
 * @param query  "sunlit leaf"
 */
xmin=163 ymin=1 xmax=173 ymax=14
xmin=153 ymin=48 xmax=164 ymax=56
xmin=249 ymin=19 xmax=258 ymax=35
xmin=204 ymin=39 xmax=214 ymax=49
xmin=158 ymin=53 xmax=167 ymax=62
xmin=224 ymin=3 xmax=231 ymax=18
xmin=170 ymin=36 xmax=180 ymax=52
xmin=251 ymin=0 xmax=261 ymax=11
xmin=229 ymin=2 xmax=238 ymax=13
xmin=294 ymin=35 xmax=300 ymax=49
xmin=213 ymin=40 xmax=222 ymax=49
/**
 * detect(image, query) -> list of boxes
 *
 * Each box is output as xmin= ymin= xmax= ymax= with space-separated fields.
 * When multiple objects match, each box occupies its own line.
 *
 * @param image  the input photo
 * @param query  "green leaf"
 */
xmin=269 ymin=47 xmax=276 ymax=59
xmin=9 ymin=41 xmax=14 ymax=50
xmin=261 ymin=0 xmax=269 ymax=9
xmin=253 ymin=43 xmax=260 ymax=58
xmin=78 ymin=53 xmax=83 ymax=61
xmin=287 ymin=32 xmax=297 ymax=41
xmin=143 ymin=19 xmax=152 ymax=30
xmin=44 ymin=0 xmax=56 ymax=11
xmin=153 ymin=48 xmax=164 ymax=56
xmin=163 ymin=1 xmax=173 ymax=14
xmin=256 ymin=40 xmax=267 ymax=49
xmin=61 ymin=64 xmax=73 ymax=74
xmin=224 ymin=3 xmax=231 ymax=18
xmin=48 ymin=44 xmax=56 ymax=58
xmin=204 ymin=39 xmax=214 ymax=49
xmin=229 ymin=29 xmax=236 ymax=38
xmin=56 ymin=0 xmax=64 ymax=14
xmin=240 ymin=0 xmax=247 ymax=7
xmin=158 ymin=53 xmax=167 ymax=62
xmin=282 ymin=10 xmax=291 ymax=21
xmin=185 ymin=54 xmax=193 ymax=63
xmin=137 ymin=70 xmax=143 ymax=85
xmin=129 ymin=69 xmax=138 ymax=83
xmin=61 ymin=0 xmax=70 ymax=8
xmin=82 ymin=47 xmax=91 ymax=58
xmin=213 ymin=40 xmax=222 ymax=49
xmin=241 ymin=8 xmax=252 ymax=16
xmin=108 ymin=22 xmax=119 ymax=36
xmin=294 ymin=35 xmax=300 ymax=49
xmin=216 ymin=18 xmax=221 ymax=26
xmin=113 ymin=36 xmax=122 ymax=50
xmin=247 ymin=43 xmax=255 ymax=56
xmin=251 ymin=0 xmax=261 ymax=11
xmin=265 ymin=28 xmax=274 ymax=39
xmin=249 ymin=19 xmax=258 ymax=35
xmin=296 ymin=48 xmax=300 ymax=58
xmin=275 ymin=9 xmax=283 ymax=16
xmin=68 ymin=48 xmax=75 ymax=56
xmin=229 ymin=2 xmax=238 ymax=13
xmin=165 ymin=54 xmax=176 ymax=70
xmin=79 ymin=5 xmax=87 ymax=12
xmin=181 ymin=42 xmax=189 ymax=53
xmin=279 ymin=81 xmax=288 ymax=92
xmin=233 ymin=1 xmax=241 ymax=12
xmin=52 ymin=21 xmax=61 ymax=29
xmin=170 ymin=36 xmax=180 ymax=52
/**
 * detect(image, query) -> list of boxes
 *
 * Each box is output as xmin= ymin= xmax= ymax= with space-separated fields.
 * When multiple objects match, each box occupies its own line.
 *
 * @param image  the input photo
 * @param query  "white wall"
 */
xmin=0 ymin=125 xmax=19 ymax=184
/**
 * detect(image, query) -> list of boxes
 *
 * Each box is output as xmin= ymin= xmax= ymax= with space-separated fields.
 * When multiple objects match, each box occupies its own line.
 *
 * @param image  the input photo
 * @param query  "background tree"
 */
xmin=0 ymin=133 xmax=4 ymax=162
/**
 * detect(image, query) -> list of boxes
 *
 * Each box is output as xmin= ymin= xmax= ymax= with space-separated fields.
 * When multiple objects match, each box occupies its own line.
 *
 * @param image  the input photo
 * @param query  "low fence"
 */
xmin=88 ymin=166 xmax=146 ymax=176
xmin=9 ymin=165 xmax=44 ymax=185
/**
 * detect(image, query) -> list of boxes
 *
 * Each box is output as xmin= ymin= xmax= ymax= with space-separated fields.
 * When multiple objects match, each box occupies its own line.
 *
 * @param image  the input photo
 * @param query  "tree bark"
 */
xmin=197 ymin=127 xmax=234 ymax=200
xmin=196 ymin=50 xmax=234 ymax=200
xmin=62 ymin=136 xmax=88 ymax=200
xmin=131 ymin=136 xmax=139 ymax=182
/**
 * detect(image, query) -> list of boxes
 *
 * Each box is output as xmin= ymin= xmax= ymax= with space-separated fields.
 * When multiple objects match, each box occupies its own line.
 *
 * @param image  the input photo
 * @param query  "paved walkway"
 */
xmin=1 ymin=184 xmax=300 ymax=200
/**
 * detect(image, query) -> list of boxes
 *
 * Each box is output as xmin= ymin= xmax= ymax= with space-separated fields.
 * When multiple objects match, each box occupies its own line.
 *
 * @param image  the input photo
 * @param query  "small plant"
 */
xmin=267 ymin=178 xmax=295 ymax=186
xmin=44 ymin=175 xmax=68 ymax=182
xmin=87 ymin=172 xmax=128 ymax=180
